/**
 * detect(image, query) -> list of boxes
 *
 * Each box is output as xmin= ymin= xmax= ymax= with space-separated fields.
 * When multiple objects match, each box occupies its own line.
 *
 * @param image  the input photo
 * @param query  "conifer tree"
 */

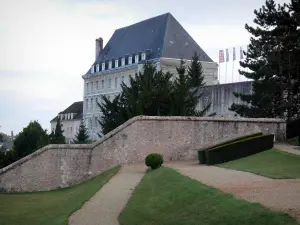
xmin=50 ymin=118 xmax=65 ymax=144
xmin=230 ymin=0 xmax=300 ymax=120
xmin=73 ymin=120 xmax=90 ymax=144
xmin=97 ymin=61 xmax=213 ymax=135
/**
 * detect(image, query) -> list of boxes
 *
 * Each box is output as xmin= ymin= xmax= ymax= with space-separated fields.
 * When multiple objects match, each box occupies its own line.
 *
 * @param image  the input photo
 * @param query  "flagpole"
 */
xmin=232 ymin=61 xmax=234 ymax=83
xmin=225 ymin=62 xmax=227 ymax=83
xmin=218 ymin=63 xmax=220 ymax=83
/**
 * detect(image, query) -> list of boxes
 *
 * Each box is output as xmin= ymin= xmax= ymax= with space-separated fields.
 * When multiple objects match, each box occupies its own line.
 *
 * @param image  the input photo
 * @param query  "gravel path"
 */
xmin=166 ymin=161 xmax=300 ymax=222
xmin=275 ymin=143 xmax=300 ymax=156
xmin=69 ymin=164 xmax=145 ymax=225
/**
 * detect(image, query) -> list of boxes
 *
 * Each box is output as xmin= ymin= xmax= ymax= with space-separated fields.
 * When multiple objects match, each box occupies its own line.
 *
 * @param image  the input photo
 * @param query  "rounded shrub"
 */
xmin=145 ymin=153 xmax=164 ymax=169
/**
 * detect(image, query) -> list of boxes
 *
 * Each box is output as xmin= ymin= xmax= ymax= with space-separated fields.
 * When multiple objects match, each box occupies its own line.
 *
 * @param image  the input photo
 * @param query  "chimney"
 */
xmin=95 ymin=37 xmax=103 ymax=60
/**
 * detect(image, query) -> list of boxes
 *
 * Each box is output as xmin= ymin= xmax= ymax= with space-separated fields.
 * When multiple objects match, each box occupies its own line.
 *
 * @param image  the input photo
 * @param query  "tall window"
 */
xmin=142 ymin=53 xmax=146 ymax=60
xmin=135 ymin=55 xmax=139 ymax=63
xmin=91 ymin=82 xmax=94 ymax=92
xmin=128 ymin=56 xmax=132 ymax=64
xmin=121 ymin=57 xmax=125 ymax=66
xmin=102 ymin=80 xmax=104 ymax=89
xmin=96 ymin=64 xmax=99 ymax=72
xmin=108 ymin=61 xmax=112 ymax=69
xmin=91 ymin=98 xmax=93 ymax=111
xmin=86 ymin=98 xmax=88 ymax=111
xmin=102 ymin=63 xmax=105 ymax=71
xmin=96 ymin=81 xmax=99 ymax=90
xmin=115 ymin=77 xmax=118 ymax=88
xmin=109 ymin=78 xmax=111 ymax=88
xmin=115 ymin=60 xmax=118 ymax=68
xmin=86 ymin=83 xmax=89 ymax=93
xmin=91 ymin=65 xmax=94 ymax=73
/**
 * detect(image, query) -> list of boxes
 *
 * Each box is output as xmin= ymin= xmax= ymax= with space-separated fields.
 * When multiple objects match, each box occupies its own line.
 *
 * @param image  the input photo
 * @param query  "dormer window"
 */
xmin=115 ymin=60 xmax=119 ymax=68
xmin=121 ymin=57 xmax=125 ymax=66
xmin=102 ymin=62 xmax=105 ymax=71
xmin=128 ymin=56 xmax=132 ymax=64
xmin=135 ymin=55 xmax=139 ymax=63
xmin=91 ymin=65 xmax=94 ymax=73
xmin=108 ymin=61 xmax=112 ymax=69
xmin=142 ymin=53 xmax=146 ymax=60
xmin=96 ymin=64 xmax=99 ymax=72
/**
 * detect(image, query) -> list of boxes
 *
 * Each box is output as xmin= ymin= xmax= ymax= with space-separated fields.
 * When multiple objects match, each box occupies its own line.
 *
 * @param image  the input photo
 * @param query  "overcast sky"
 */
xmin=0 ymin=0 xmax=289 ymax=135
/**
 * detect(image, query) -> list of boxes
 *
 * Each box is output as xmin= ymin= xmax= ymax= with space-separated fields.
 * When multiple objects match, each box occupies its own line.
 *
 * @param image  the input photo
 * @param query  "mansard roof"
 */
xmin=86 ymin=13 xmax=213 ymax=75
xmin=50 ymin=101 xmax=83 ymax=122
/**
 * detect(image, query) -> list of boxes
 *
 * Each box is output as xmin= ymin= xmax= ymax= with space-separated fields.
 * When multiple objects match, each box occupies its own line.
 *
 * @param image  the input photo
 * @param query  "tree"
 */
xmin=230 ymin=0 xmax=300 ymax=121
xmin=73 ymin=120 xmax=90 ymax=144
xmin=97 ymin=55 xmax=212 ymax=135
xmin=13 ymin=121 xmax=49 ymax=158
xmin=50 ymin=118 xmax=66 ymax=144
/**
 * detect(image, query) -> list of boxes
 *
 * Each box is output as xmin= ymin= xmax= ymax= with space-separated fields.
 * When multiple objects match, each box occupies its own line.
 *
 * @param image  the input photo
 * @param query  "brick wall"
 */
xmin=0 ymin=116 xmax=285 ymax=192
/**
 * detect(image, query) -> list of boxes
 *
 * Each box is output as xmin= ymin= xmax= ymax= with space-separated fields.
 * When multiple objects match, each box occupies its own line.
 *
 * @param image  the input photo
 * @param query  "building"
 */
xmin=82 ymin=13 xmax=218 ymax=140
xmin=50 ymin=101 xmax=83 ymax=143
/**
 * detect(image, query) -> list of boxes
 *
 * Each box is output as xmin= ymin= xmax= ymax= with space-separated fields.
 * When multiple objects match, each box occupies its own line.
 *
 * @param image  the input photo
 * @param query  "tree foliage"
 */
xmin=97 ymin=53 xmax=211 ymax=135
xmin=49 ymin=118 xmax=66 ymax=144
xmin=13 ymin=121 xmax=49 ymax=158
xmin=73 ymin=120 xmax=90 ymax=144
xmin=230 ymin=0 xmax=300 ymax=121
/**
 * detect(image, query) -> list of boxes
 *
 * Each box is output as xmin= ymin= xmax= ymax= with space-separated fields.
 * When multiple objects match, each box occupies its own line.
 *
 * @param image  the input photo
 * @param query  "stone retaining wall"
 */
xmin=0 ymin=116 xmax=285 ymax=192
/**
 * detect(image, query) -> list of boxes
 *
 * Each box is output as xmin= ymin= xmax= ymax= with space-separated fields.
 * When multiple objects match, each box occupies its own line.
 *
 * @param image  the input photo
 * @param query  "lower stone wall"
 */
xmin=0 ymin=116 xmax=285 ymax=192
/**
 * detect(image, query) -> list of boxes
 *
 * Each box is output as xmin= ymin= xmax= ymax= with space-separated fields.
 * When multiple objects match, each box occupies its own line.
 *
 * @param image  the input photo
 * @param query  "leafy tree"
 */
xmin=73 ymin=120 xmax=90 ymax=144
xmin=230 ymin=0 xmax=300 ymax=121
xmin=0 ymin=133 xmax=2 ymax=143
xmin=13 ymin=121 xmax=49 ymax=158
xmin=97 ymin=54 xmax=212 ymax=135
xmin=50 ymin=118 xmax=65 ymax=144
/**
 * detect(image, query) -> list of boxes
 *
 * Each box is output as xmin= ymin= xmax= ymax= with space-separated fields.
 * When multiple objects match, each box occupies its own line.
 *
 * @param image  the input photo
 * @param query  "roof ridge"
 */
xmin=161 ymin=13 xmax=172 ymax=58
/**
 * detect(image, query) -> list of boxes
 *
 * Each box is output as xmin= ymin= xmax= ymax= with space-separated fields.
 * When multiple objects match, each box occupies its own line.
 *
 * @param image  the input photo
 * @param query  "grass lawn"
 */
xmin=119 ymin=167 xmax=298 ymax=225
xmin=219 ymin=149 xmax=300 ymax=179
xmin=0 ymin=166 xmax=120 ymax=225
xmin=287 ymin=137 xmax=299 ymax=146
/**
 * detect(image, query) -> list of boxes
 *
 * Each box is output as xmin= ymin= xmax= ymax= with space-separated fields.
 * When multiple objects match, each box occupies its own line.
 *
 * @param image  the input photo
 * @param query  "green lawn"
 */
xmin=0 ymin=166 xmax=120 ymax=225
xmin=287 ymin=137 xmax=299 ymax=146
xmin=119 ymin=167 xmax=298 ymax=225
xmin=219 ymin=149 xmax=300 ymax=179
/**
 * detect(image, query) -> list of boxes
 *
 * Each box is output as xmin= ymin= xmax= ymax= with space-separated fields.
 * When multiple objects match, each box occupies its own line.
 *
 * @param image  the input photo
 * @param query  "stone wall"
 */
xmin=199 ymin=81 xmax=253 ymax=116
xmin=0 ymin=116 xmax=285 ymax=192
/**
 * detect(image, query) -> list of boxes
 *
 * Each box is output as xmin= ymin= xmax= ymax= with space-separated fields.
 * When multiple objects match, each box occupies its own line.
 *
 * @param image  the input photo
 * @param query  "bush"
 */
xmin=198 ymin=132 xmax=263 ymax=164
xmin=145 ymin=153 xmax=163 ymax=169
xmin=205 ymin=134 xmax=274 ymax=165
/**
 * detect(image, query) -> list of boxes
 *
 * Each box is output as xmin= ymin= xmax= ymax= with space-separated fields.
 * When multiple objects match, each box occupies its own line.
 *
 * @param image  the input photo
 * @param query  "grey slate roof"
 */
xmin=86 ymin=13 xmax=213 ymax=75
xmin=50 ymin=101 xmax=83 ymax=122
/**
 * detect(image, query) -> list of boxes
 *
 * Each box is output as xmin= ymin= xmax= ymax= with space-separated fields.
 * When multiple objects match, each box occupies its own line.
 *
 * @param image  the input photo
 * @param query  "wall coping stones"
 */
xmin=0 ymin=115 xmax=285 ymax=176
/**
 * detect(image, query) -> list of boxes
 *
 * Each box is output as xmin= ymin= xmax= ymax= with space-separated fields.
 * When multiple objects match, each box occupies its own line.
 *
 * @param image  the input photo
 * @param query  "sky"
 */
xmin=0 ymin=0 xmax=289 ymax=135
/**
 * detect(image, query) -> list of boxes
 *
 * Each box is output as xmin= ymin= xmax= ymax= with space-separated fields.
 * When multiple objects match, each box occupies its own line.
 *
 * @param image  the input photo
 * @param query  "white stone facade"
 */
xmin=50 ymin=114 xmax=81 ymax=144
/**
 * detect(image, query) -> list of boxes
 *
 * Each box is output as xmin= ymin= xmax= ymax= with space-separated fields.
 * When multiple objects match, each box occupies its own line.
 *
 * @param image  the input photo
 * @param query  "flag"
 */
xmin=219 ymin=50 xmax=224 ymax=63
xmin=240 ymin=46 xmax=244 ymax=60
xmin=226 ymin=48 xmax=229 ymax=62
xmin=233 ymin=47 xmax=236 ymax=61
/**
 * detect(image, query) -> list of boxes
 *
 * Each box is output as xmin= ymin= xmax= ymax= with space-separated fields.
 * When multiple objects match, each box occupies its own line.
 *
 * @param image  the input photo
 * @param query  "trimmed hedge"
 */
xmin=145 ymin=153 xmax=164 ymax=169
xmin=287 ymin=119 xmax=300 ymax=139
xmin=198 ymin=132 xmax=263 ymax=164
xmin=205 ymin=134 xmax=274 ymax=165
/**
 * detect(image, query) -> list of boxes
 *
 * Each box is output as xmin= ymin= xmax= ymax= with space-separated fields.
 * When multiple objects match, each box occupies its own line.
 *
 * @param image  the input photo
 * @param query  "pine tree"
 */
xmin=97 ymin=61 xmax=213 ymax=135
xmin=50 ymin=118 xmax=65 ymax=144
xmin=230 ymin=0 xmax=300 ymax=120
xmin=186 ymin=53 xmax=211 ymax=116
xmin=73 ymin=120 xmax=90 ymax=144
xmin=187 ymin=52 xmax=205 ymax=88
